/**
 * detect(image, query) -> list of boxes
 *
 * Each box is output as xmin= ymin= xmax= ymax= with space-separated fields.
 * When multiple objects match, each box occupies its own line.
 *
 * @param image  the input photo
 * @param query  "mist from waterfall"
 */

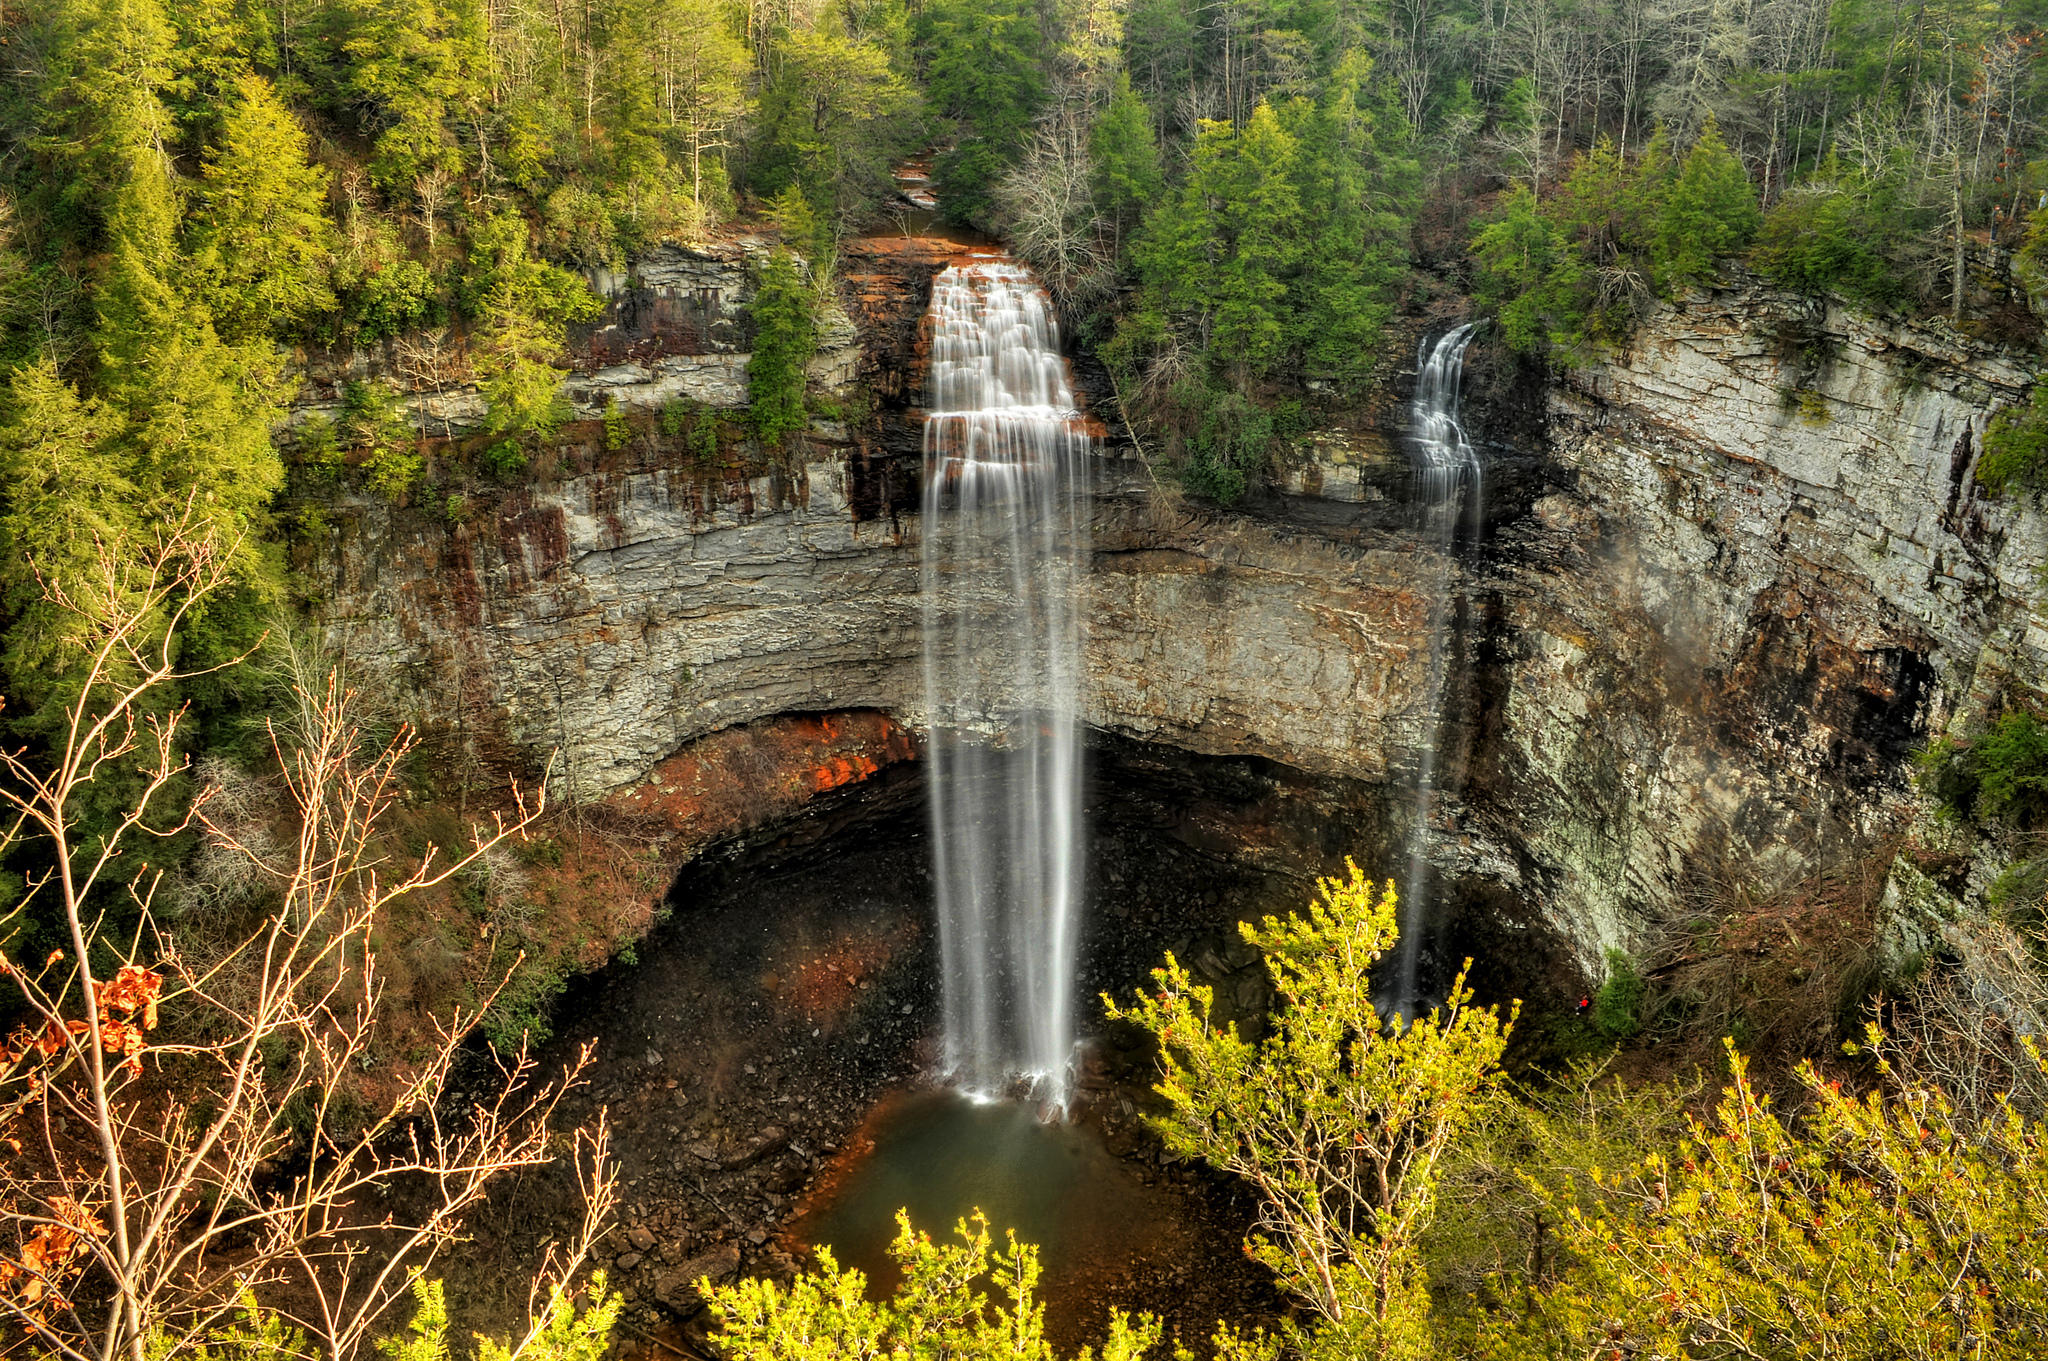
xmin=920 ymin=258 xmax=1092 ymax=1109
xmin=1391 ymin=323 xmax=1483 ymax=1019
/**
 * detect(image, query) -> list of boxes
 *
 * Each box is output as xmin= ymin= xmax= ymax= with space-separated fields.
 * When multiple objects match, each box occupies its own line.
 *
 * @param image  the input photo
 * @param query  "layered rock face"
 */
xmin=315 ymin=245 xmax=2040 ymax=983
xmin=1475 ymin=279 xmax=2037 ymax=962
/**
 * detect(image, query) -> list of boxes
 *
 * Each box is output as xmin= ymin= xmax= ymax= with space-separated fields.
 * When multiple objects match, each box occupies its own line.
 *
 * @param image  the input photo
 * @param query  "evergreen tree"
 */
xmin=0 ymin=362 xmax=135 ymax=696
xmin=188 ymin=73 xmax=337 ymax=342
xmin=1653 ymin=119 xmax=1760 ymax=291
xmin=919 ymin=0 xmax=1045 ymax=227
xmin=745 ymin=248 xmax=818 ymax=448
xmin=1282 ymin=51 xmax=1418 ymax=388
xmin=1089 ymin=71 xmax=1163 ymax=237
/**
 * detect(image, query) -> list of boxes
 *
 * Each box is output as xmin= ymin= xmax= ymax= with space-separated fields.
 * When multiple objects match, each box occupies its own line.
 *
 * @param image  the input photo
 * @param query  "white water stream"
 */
xmin=920 ymin=258 xmax=1092 ymax=1107
xmin=1391 ymin=323 xmax=1483 ymax=1018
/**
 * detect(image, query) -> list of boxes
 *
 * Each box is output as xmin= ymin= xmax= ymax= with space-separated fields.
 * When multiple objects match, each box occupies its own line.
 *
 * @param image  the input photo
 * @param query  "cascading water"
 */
xmin=920 ymin=257 xmax=1092 ymax=1108
xmin=1391 ymin=323 xmax=1483 ymax=1019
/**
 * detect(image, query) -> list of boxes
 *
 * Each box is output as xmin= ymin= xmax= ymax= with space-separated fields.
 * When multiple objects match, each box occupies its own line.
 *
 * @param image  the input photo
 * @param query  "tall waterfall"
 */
xmin=920 ymin=258 xmax=1092 ymax=1107
xmin=1392 ymin=323 xmax=1483 ymax=1018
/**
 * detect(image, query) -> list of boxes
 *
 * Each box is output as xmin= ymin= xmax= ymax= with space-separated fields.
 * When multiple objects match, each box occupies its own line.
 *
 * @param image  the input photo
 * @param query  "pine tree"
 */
xmin=1089 ymin=71 xmax=1163 ymax=238
xmin=189 ymin=73 xmax=337 ymax=342
xmin=1284 ymin=51 xmax=1418 ymax=388
xmin=1654 ymin=118 xmax=1760 ymax=292
xmin=1209 ymin=103 xmax=1300 ymax=377
xmin=0 ymin=362 xmax=136 ymax=699
xmin=745 ymin=248 xmax=818 ymax=449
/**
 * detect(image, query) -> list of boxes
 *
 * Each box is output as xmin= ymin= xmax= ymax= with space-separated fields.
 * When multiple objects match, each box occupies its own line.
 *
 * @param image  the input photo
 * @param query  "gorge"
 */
xmin=290 ymin=225 xmax=2046 ymax=1350
xmin=13 ymin=1 xmax=2048 ymax=1354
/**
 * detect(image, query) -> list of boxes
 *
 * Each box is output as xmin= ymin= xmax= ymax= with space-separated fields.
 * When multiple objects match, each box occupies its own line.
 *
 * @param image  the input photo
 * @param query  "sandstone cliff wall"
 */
xmin=313 ymin=251 xmax=2044 ymax=982
xmin=1475 ymin=278 xmax=2038 ymax=962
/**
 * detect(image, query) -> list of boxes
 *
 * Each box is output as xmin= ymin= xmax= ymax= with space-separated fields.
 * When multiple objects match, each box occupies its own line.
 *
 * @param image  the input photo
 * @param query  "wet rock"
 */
xmin=626 ymin=1226 xmax=657 ymax=1252
xmin=658 ymin=1243 xmax=742 ymax=1311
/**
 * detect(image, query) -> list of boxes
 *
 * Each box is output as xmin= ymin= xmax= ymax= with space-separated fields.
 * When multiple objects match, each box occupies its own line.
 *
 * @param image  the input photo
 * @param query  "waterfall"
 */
xmin=920 ymin=258 xmax=1092 ymax=1108
xmin=1391 ymin=323 xmax=1483 ymax=1019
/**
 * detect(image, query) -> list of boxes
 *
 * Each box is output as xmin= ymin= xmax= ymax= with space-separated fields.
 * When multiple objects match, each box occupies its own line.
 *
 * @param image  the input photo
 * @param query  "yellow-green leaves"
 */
xmin=1106 ymin=860 xmax=1517 ymax=1361
xmin=703 ymin=1212 xmax=1164 ymax=1361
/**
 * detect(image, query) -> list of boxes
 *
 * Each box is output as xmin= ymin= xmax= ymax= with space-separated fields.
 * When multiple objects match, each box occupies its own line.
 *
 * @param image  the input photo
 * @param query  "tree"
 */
xmin=312 ymin=0 xmax=486 ymax=197
xmin=0 ymin=517 xmax=609 ymax=1361
xmin=0 ymin=362 xmax=135 ymax=706
xmin=702 ymin=1212 xmax=1163 ymax=1361
xmin=1089 ymin=71 xmax=1163 ymax=242
xmin=1105 ymin=861 xmax=1516 ymax=1361
xmin=745 ymin=248 xmax=818 ymax=449
xmin=188 ymin=73 xmax=338 ymax=342
xmin=1281 ymin=51 xmax=1418 ymax=388
xmin=461 ymin=212 xmax=602 ymax=451
xmin=919 ymin=0 xmax=1045 ymax=227
xmin=748 ymin=20 xmax=916 ymax=229
xmin=1653 ymin=119 xmax=1760 ymax=291
xmin=648 ymin=0 xmax=749 ymax=232
xmin=1474 ymin=1043 xmax=2048 ymax=1361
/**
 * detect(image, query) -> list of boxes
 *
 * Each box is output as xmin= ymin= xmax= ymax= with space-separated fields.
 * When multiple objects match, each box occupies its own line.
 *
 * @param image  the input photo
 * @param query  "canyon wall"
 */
xmin=1479 ymin=280 xmax=2037 ymax=962
xmin=314 ymin=245 xmax=2041 ymax=983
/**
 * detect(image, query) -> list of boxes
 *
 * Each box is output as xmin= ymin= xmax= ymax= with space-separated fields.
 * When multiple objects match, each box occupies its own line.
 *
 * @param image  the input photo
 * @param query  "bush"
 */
xmin=1919 ymin=709 xmax=2048 ymax=828
xmin=1753 ymin=185 xmax=1900 ymax=309
xmin=602 ymin=397 xmax=631 ymax=451
xmin=481 ymin=440 xmax=528 ymax=481
xmin=363 ymin=441 xmax=423 ymax=500
xmin=1592 ymin=947 xmax=1645 ymax=1037
xmin=1979 ymin=382 xmax=2048 ymax=497
xmin=1171 ymin=378 xmax=1272 ymax=505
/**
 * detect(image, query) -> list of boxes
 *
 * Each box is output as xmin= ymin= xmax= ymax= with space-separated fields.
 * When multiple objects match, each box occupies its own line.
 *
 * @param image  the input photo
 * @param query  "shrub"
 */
xmin=602 ymin=397 xmax=631 ymax=451
xmin=363 ymin=441 xmax=423 ymax=500
xmin=481 ymin=440 xmax=528 ymax=481
xmin=1592 ymin=947 xmax=1644 ymax=1037
xmin=1172 ymin=377 xmax=1272 ymax=505
xmin=1919 ymin=709 xmax=2048 ymax=828
xmin=1979 ymin=381 xmax=2048 ymax=497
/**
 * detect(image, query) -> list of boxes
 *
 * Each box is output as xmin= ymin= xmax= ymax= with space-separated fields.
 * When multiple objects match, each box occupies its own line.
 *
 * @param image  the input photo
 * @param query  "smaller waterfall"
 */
xmin=921 ymin=258 xmax=1092 ymax=1108
xmin=1392 ymin=324 xmax=1483 ymax=1018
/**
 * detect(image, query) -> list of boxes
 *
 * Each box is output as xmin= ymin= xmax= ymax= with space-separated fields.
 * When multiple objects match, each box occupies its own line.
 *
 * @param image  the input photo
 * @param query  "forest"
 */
xmin=4 ymin=0 xmax=2048 ymax=1359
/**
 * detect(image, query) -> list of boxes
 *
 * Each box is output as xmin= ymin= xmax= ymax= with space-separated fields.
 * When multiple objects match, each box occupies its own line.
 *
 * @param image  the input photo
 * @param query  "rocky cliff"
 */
xmin=313 ymin=246 xmax=2042 ymax=987
xmin=1476 ymin=278 xmax=2036 ymax=963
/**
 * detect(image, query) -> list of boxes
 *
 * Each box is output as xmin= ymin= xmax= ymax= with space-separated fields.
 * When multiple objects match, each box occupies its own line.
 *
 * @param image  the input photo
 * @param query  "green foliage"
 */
xmin=1106 ymin=860 xmax=1515 ymax=1360
xmin=1921 ymin=710 xmax=2048 ymax=829
xmin=187 ymin=73 xmax=335 ymax=341
xmin=147 ymin=1289 xmax=307 ymax=1361
xmin=1471 ymin=187 xmax=1583 ymax=357
xmin=1169 ymin=378 xmax=1271 ymax=505
xmin=704 ymin=1212 xmax=1163 ymax=1361
xmin=918 ymin=0 xmax=1044 ymax=228
xmin=602 ymin=398 xmax=631 ymax=451
xmin=1090 ymin=73 xmax=1163 ymax=232
xmin=1751 ymin=166 xmax=1915 ymax=310
xmin=333 ymin=223 xmax=439 ymax=342
xmin=381 ymin=1275 xmax=620 ymax=1361
xmin=1426 ymin=1059 xmax=1697 ymax=1320
xmin=1591 ymin=948 xmax=1644 ymax=1038
xmin=1473 ymin=1043 xmax=2048 ymax=1361
xmin=1128 ymin=66 xmax=1416 ymax=393
xmin=364 ymin=441 xmax=425 ymax=500
xmin=1139 ymin=107 xmax=1300 ymax=377
xmin=747 ymin=19 xmax=919 ymax=229
xmin=1654 ymin=120 xmax=1759 ymax=291
xmin=482 ymin=441 xmax=528 ymax=481
xmin=746 ymin=248 xmax=818 ymax=449
xmin=1474 ymin=126 xmax=1756 ymax=360
xmin=1980 ymin=382 xmax=2048 ymax=498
